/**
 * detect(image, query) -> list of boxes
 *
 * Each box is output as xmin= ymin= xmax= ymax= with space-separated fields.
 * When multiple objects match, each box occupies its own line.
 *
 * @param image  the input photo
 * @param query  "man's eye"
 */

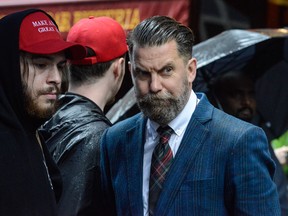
xmin=57 ymin=62 xmax=67 ymax=71
xmin=135 ymin=69 xmax=150 ymax=79
xmin=34 ymin=63 xmax=48 ymax=69
xmin=162 ymin=66 xmax=173 ymax=75
xmin=229 ymin=91 xmax=242 ymax=99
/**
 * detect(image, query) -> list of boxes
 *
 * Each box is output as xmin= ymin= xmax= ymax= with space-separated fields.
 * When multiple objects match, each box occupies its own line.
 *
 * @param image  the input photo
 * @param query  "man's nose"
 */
xmin=242 ymin=94 xmax=255 ymax=106
xmin=47 ymin=66 xmax=61 ymax=85
xmin=149 ymin=74 xmax=162 ymax=93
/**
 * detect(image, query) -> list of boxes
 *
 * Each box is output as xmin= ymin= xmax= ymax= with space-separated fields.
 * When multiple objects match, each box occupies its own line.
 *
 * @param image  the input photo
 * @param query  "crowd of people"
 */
xmin=0 ymin=8 xmax=286 ymax=216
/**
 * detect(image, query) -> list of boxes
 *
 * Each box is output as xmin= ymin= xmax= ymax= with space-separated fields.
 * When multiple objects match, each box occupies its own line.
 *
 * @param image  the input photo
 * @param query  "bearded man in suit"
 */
xmin=100 ymin=15 xmax=281 ymax=216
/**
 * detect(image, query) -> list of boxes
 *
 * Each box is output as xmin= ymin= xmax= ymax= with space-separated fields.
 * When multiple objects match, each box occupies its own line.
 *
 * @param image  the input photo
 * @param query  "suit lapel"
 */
xmin=125 ymin=116 xmax=147 ymax=215
xmin=154 ymin=94 xmax=213 ymax=215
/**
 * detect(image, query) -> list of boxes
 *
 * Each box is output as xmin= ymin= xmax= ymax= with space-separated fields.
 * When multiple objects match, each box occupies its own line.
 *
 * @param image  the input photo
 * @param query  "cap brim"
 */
xmin=22 ymin=39 xmax=87 ymax=60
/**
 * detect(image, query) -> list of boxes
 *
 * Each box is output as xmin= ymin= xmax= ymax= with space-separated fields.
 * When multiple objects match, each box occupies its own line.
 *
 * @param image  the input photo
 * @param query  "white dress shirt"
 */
xmin=142 ymin=90 xmax=198 ymax=216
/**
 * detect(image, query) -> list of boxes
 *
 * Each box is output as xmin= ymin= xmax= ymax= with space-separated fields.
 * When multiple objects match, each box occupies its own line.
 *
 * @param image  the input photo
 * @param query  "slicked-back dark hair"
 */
xmin=127 ymin=16 xmax=194 ymax=63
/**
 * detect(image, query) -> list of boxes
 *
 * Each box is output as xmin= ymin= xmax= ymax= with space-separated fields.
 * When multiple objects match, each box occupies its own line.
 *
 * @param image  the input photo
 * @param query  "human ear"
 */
xmin=187 ymin=57 xmax=197 ymax=83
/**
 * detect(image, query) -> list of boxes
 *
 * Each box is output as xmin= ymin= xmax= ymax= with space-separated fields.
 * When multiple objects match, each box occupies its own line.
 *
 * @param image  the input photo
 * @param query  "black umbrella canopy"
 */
xmin=193 ymin=28 xmax=288 ymax=139
xmin=193 ymin=29 xmax=288 ymax=92
xmin=194 ymin=29 xmax=269 ymax=70
xmin=107 ymin=28 xmax=288 ymax=138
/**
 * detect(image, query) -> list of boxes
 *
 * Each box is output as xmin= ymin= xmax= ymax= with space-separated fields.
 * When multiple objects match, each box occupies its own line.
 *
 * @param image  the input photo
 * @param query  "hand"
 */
xmin=274 ymin=146 xmax=288 ymax=165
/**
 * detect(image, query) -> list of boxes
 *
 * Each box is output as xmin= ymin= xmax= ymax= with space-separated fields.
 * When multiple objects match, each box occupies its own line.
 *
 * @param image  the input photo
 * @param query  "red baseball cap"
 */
xmin=19 ymin=11 xmax=86 ymax=60
xmin=67 ymin=16 xmax=128 ymax=65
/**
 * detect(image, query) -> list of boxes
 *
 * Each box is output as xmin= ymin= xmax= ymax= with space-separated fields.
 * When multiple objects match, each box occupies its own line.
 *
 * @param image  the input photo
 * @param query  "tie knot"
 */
xmin=157 ymin=126 xmax=173 ymax=143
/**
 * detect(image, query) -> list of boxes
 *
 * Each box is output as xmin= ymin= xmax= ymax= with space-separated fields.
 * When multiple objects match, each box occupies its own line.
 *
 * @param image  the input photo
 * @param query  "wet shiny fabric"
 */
xmin=38 ymin=93 xmax=112 ymax=216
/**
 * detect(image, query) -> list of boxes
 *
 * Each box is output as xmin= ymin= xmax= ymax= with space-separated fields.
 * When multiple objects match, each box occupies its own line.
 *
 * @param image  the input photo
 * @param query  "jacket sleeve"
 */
xmin=225 ymin=126 xmax=281 ymax=215
xmin=100 ymin=128 xmax=117 ymax=216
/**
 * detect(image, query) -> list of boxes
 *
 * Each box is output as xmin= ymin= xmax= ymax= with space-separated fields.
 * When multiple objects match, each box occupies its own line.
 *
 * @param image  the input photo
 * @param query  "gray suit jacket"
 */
xmin=100 ymin=93 xmax=280 ymax=216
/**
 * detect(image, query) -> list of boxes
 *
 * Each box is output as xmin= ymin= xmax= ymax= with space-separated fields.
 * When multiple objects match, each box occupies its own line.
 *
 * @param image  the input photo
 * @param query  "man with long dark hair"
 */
xmin=0 ymin=9 xmax=86 ymax=215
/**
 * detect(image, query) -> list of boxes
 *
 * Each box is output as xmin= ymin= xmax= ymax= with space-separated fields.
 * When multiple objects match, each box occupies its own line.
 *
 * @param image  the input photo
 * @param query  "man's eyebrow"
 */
xmin=30 ymin=54 xmax=51 ymax=59
xmin=134 ymin=65 xmax=143 ymax=70
xmin=31 ymin=55 xmax=66 ymax=63
xmin=134 ymin=63 xmax=145 ymax=71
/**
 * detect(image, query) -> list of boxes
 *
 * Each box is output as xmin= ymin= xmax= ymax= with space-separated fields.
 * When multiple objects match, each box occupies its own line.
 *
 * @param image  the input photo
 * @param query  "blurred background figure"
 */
xmin=208 ymin=69 xmax=288 ymax=215
xmin=38 ymin=16 xmax=127 ymax=215
xmin=272 ymin=131 xmax=288 ymax=177
xmin=274 ymin=145 xmax=288 ymax=168
xmin=208 ymin=69 xmax=256 ymax=123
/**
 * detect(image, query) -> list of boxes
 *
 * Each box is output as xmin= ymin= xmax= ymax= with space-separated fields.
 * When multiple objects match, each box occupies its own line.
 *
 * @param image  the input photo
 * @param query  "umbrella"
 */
xmin=193 ymin=28 xmax=288 ymax=140
xmin=106 ymin=28 xmax=288 ymax=139
xmin=193 ymin=28 xmax=288 ymax=91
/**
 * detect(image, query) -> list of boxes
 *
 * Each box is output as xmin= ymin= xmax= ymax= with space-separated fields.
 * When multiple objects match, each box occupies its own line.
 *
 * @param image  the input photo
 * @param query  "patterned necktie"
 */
xmin=149 ymin=126 xmax=174 ymax=215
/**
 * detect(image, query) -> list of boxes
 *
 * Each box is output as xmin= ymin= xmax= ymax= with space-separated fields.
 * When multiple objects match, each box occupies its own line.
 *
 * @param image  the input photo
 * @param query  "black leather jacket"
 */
xmin=38 ymin=93 xmax=112 ymax=216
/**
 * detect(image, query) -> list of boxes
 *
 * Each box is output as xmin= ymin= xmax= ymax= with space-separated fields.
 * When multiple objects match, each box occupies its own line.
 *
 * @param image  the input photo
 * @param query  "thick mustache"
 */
xmin=140 ymin=92 xmax=172 ymax=101
xmin=39 ymin=87 xmax=60 ymax=95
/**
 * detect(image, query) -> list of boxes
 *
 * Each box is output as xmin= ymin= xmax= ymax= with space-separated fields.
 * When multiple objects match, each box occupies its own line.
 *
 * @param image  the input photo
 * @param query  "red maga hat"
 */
xmin=19 ymin=11 xmax=86 ymax=60
xmin=67 ymin=16 xmax=128 ymax=65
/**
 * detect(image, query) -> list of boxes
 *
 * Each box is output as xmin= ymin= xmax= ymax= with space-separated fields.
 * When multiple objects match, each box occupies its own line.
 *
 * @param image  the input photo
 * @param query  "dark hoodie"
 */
xmin=0 ymin=9 xmax=61 ymax=216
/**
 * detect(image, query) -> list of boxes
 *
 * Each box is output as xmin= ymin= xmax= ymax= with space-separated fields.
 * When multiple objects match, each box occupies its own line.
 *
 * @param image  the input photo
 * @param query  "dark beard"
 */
xmin=22 ymin=85 xmax=58 ymax=122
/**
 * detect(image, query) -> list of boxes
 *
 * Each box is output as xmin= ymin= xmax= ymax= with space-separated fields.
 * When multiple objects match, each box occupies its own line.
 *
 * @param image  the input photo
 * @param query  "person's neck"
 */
xmin=68 ymin=81 xmax=113 ymax=111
